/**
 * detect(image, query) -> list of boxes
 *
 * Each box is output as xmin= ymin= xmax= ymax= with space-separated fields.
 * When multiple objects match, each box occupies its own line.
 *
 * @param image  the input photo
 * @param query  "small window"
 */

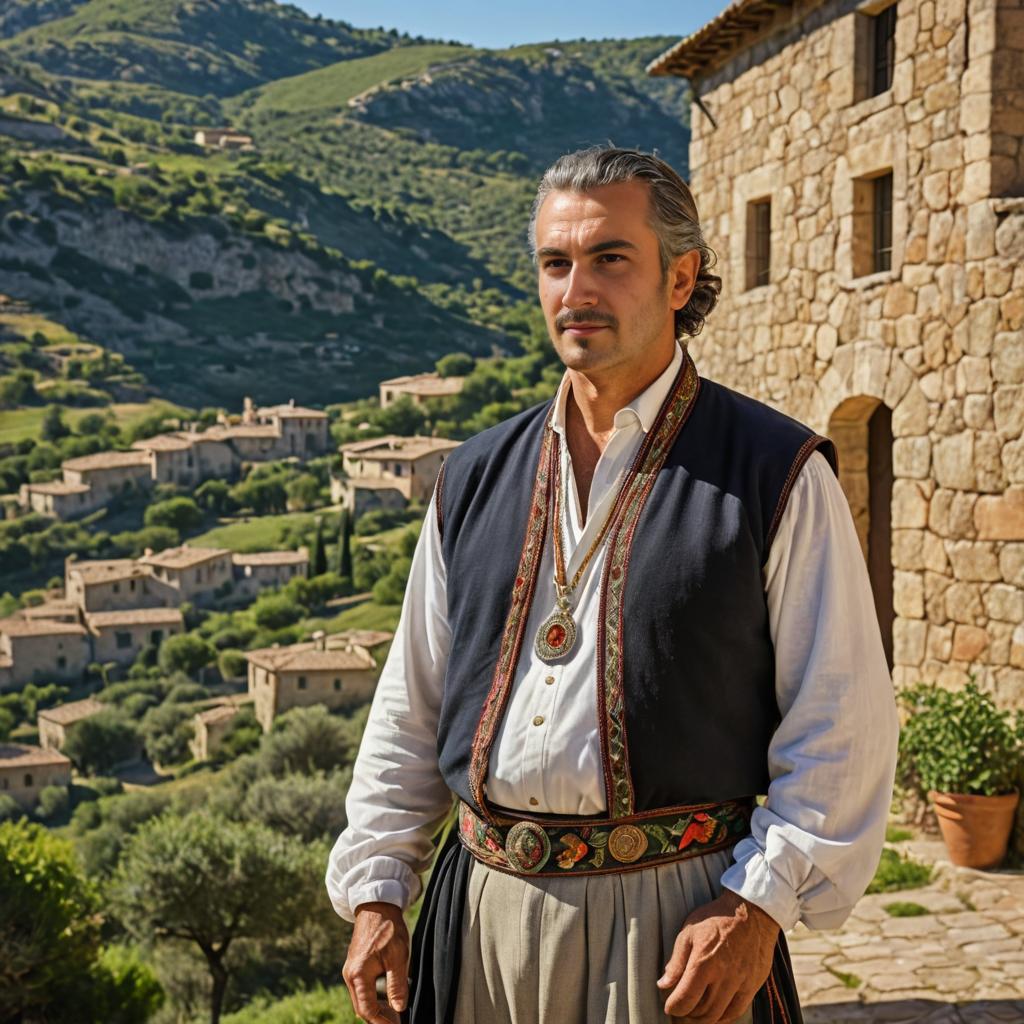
xmin=852 ymin=170 xmax=894 ymax=278
xmin=1 ymin=778 xmax=8 ymax=790
xmin=150 ymin=630 xmax=163 ymax=646
xmin=130 ymin=579 xmax=136 ymax=592
xmin=853 ymin=3 xmax=897 ymax=103
xmin=57 ymin=656 xmax=66 ymax=670
xmin=297 ymin=676 xmax=307 ymax=690
xmin=333 ymin=678 xmax=342 ymax=691
xmin=112 ymin=582 xmax=120 ymax=594
xmin=745 ymin=198 xmax=771 ymax=290
xmin=115 ymin=632 xmax=132 ymax=649
xmin=872 ymin=5 xmax=897 ymax=96
xmin=23 ymin=773 xmax=32 ymax=787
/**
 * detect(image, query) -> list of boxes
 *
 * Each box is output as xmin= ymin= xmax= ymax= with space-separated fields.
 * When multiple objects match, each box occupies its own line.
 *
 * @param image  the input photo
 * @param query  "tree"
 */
xmin=309 ymin=515 xmax=326 ymax=576
xmin=371 ymin=394 xmax=426 ymax=435
xmin=251 ymin=592 xmax=305 ymax=631
xmin=335 ymin=510 xmax=353 ymax=580
xmin=285 ymin=472 xmax=321 ymax=511
xmin=195 ymin=479 xmax=233 ymax=514
xmin=62 ymin=709 xmax=140 ymax=776
xmin=40 ymin=404 xmax=70 ymax=442
xmin=435 ymin=351 xmax=475 ymax=377
xmin=159 ymin=633 xmax=216 ymax=676
xmin=0 ymin=820 xmax=163 ymax=1022
xmin=144 ymin=496 xmax=203 ymax=533
xmin=260 ymin=705 xmax=359 ymax=777
xmin=139 ymin=703 xmax=194 ymax=768
xmin=111 ymin=812 xmax=309 ymax=1024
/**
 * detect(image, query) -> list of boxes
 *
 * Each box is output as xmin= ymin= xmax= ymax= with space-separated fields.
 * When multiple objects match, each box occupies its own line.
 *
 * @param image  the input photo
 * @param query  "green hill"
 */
xmin=0 ymin=2 xmax=690 ymax=410
xmin=0 ymin=0 xmax=400 ymax=95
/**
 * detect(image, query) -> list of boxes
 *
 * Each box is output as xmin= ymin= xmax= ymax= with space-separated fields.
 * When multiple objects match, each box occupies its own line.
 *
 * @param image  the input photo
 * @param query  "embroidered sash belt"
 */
xmin=457 ymin=797 xmax=754 ymax=878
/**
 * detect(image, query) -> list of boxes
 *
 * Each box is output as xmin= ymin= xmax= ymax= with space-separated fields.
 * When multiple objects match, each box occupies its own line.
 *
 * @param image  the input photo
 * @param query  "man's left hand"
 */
xmin=657 ymin=889 xmax=780 ymax=1023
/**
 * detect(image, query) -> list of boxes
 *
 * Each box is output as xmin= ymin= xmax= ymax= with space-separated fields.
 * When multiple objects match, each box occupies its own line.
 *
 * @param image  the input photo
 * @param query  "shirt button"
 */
xmin=533 ymin=715 xmax=545 ymax=726
xmin=544 ymin=675 xmax=555 ymax=685
xmin=529 ymin=796 xmax=539 ymax=806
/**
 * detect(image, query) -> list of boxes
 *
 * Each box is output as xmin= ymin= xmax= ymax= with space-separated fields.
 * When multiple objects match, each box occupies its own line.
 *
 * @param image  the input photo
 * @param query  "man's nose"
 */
xmin=560 ymin=264 xmax=599 ymax=310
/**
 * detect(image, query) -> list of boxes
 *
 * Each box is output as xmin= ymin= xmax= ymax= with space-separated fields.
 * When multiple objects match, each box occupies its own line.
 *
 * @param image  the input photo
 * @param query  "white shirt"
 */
xmin=325 ymin=341 xmax=899 ymax=932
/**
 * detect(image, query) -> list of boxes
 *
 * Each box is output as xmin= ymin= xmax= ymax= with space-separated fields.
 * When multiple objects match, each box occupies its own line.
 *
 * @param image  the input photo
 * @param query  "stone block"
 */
xmin=948 ymin=540 xmax=1003 ymax=581
xmin=894 ymin=618 xmax=928 ymax=665
xmin=892 ymin=386 xmax=930 ymax=436
xmin=893 ymin=529 xmax=925 ymax=570
xmin=995 ymin=215 xmax=1024 ymax=259
xmin=975 ymin=487 xmax=1024 ymax=540
xmin=893 ymin=437 xmax=932 ymax=478
xmin=945 ymin=580 xmax=984 ymax=623
xmin=994 ymin=385 xmax=1023 ymax=436
xmin=992 ymin=332 xmax=1024 ymax=384
xmin=892 ymin=479 xmax=931 ymax=528
xmin=933 ymin=431 xmax=976 ymax=489
xmin=928 ymin=623 xmax=954 ymax=660
xmin=1004 ymin=437 xmax=1024 ymax=485
xmin=956 ymin=355 xmax=992 ymax=394
xmin=952 ymin=624 xmax=990 ymax=661
xmin=965 ymin=200 xmax=997 ymax=260
xmin=1000 ymin=543 xmax=1024 ymax=587
xmin=894 ymin=570 xmax=925 ymax=618
xmin=962 ymin=393 xmax=993 ymax=429
xmin=965 ymin=297 xmax=999 ymax=356
xmin=983 ymin=583 xmax=1024 ymax=623
xmin=922 ymin=530 xmax=949 ymax=572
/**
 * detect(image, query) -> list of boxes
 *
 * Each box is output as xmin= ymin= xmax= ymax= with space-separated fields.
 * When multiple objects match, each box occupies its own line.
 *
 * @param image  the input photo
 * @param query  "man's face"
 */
xmin=534 ymin=179 xmax=697 ymax=378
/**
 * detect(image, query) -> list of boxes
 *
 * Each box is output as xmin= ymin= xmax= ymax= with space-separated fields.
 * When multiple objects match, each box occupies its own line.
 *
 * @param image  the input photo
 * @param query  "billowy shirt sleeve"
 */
xmin=719 ymin=449 xmax=899 ymax=932
xmin=324 ymin=480 xmax=454 ymax=922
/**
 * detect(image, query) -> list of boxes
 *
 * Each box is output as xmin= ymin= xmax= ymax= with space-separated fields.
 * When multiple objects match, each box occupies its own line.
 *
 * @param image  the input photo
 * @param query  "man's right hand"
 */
xmin=342 ymin=901 xmax=411 ymax=1024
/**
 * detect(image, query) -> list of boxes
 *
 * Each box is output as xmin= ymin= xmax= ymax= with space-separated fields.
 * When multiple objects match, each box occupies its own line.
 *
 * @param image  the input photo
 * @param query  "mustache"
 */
xmin=556 ymin=310 xmax=618 ymax=332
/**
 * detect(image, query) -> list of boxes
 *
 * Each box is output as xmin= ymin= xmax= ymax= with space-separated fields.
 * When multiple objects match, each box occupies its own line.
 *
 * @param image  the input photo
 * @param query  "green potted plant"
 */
xmin=897 ymin=681 xmax=1022 ymax=869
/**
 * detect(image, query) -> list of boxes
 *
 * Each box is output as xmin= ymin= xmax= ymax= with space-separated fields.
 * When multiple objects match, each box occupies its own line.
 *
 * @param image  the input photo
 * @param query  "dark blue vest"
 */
xmin=435 ymin=352 xmax=838 ymax=820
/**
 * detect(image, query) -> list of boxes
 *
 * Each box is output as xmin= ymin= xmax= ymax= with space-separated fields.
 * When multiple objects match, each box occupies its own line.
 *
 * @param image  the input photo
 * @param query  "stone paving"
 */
xmin=792 ymin=837 xmax=1024 ymax=1022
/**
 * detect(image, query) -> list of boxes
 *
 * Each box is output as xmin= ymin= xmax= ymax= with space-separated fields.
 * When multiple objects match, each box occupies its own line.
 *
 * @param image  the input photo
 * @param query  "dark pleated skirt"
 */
xmin=405 ymin=827 xmax=804 ymax=1024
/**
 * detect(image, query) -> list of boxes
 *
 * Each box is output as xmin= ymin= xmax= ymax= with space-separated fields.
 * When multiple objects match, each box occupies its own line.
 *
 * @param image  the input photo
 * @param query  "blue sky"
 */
xmin=292 ymin=2 xmax=731 ymax=49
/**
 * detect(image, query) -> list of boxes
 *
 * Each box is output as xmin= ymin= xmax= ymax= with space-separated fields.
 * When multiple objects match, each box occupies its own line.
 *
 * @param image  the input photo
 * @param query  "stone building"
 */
xmin=231 ymin=548 xmax=309 ymax=601
xmin=378 ymin=372 xmax=465 ymax=408
xmin=0 ymin=618 xmax=90 ymax=691
xmin=65 ymin=557 xmax=179 ymax=613
xmin=191 ymin=704 xmax=240 ymax=761
xmin=650 ymin=0 xmax=1024 ymax=706
xmin=37 ymin=697 xmax=106 ymax=751
xmin=86 ymin=607 xmax=184 ymax=666
xmin=0 ymin=744 xmax=71 ymax=811
xmin=60 ymin=450 xmax=153 ymax=508
xmin=334 ymin=435 xmax=460 ymax=516
xmin=18 ymin=480 xmax=91 ymax=519
xmin=138 ymin=544 xmax=234 ymax=604
xmin=245 ymin=632 xmax=378 ymax=732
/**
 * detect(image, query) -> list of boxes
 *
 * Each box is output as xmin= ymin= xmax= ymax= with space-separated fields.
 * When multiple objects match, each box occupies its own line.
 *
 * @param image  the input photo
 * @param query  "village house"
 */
xmin=252 ymin=398 xmax=331 ymax=458
xmin=37 ymin=697 xmax=106 ymax=752
xmin=189 ymin=695 xmax=255 ymax=761
xmin=231 ymin=548 xmax=309 ymax=601
xmin=0 ymin=744 xmax=71 ymax=811
xmin=60 ymin=450 xmax=153 ymax=507
xmin=0 ymin=617 xmax=90 ymax=691
xmin=131 ymin=433 xmax=202 ymax=486
xmin=138 ymin=544 xmax=234 ymax=604
xmin=18 ymin=480 xmax=91 ymax=519
xmin=333 ymin=434 xmax=459 ymax=517
xmin=245 ymin=632 xmax=378 ymax=732
xmin=85 ymin=607 xmax=184 ymax=666
xmin=378 ymin=372 xmax=465 ymax=408
xmin=65 ymin=557 xmax=179 ymax=613
xmin=649 ymin=0 xmax=1024 ymax=707
xmin=193 ymin=127 xmax=255 ymax=151
xmin=19 ymin=600 xmax=79 ymax=623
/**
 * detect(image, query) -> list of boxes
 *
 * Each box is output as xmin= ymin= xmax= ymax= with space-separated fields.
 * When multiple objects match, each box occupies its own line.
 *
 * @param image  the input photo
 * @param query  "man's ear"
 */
xmin=669 ymin=250 xmax=702 ymax=312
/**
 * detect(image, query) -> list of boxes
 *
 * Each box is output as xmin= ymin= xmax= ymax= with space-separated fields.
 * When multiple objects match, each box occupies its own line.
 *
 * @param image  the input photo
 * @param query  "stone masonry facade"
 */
xmin=652 ymin=0 xmax=1024 ymax=707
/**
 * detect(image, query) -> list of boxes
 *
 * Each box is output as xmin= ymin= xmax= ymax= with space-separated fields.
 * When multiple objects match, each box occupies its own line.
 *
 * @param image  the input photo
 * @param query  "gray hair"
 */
xmin=528 ymin=146 xmax=722 ymax=338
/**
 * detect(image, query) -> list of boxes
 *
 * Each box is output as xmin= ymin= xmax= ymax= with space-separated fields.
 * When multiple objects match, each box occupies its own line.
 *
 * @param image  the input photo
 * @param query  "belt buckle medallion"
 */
xmin=504 ymin=820 xmax=551 ymax=874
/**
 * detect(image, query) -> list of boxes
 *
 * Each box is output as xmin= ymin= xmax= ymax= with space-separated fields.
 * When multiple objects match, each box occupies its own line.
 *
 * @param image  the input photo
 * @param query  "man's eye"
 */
xmin=598 ymin=254 xmax=624 ymax=263
xmin=543 ymin=259 xmax=570 ymax=269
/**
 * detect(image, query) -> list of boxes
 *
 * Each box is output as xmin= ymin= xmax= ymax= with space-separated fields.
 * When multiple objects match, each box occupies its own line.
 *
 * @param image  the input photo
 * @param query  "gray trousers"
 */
xmin=452 ymin=844 xmax=756 ymax=1024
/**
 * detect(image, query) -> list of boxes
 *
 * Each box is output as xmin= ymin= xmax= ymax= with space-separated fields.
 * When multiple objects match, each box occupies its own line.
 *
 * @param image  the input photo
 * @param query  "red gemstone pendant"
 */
xmin=534 ymin=607 xmax=577 ymax=662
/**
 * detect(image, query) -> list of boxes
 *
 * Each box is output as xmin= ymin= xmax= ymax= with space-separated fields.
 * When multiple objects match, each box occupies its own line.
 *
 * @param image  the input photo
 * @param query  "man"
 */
xmin=326 ymin=146 xmax=899 ymax=1024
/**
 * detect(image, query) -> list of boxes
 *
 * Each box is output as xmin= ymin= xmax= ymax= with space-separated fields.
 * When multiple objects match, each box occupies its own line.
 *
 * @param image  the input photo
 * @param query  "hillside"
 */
xmin=0 ymin=0 xmax=691 ymax=411
xmin=0 ymin=0 xmax=402 ymax=95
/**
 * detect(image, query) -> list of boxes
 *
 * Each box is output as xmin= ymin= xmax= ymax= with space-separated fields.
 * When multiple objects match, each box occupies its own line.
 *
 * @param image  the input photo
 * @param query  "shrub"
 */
xmin=36 ymin=784 xmax=70 ymax=821
xmin=158 ymin=633 xmax=216 ymax=676
xmin=898 ymin=681 xmax=1023 ymax=798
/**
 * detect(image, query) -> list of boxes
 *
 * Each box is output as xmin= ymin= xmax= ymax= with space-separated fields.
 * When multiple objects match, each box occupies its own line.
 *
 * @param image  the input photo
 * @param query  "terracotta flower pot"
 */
xmin=928 ymin=789 xmax=1020 ymax=870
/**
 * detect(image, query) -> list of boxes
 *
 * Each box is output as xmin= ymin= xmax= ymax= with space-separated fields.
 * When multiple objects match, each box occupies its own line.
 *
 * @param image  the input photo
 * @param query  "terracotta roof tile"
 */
xmin=37 ymin=698 xmax=106 ymax=725
xmin=0 ymin=743 xmax=72 ymax=768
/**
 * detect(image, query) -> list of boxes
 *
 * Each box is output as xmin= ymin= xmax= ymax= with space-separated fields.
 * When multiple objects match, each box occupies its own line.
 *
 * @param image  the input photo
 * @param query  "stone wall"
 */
xmin=681 ymin=0 xmax=1024 ymax=706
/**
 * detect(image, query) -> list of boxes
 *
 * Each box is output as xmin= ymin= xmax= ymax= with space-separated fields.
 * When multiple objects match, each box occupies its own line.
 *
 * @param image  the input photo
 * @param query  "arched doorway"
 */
xmin=828 ymin=396 xmax=894 ymax=671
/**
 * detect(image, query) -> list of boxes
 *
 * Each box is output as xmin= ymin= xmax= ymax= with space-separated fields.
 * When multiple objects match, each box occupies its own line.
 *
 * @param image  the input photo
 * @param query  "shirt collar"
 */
xmin=550 ymin=339 xmax=683 ymax=437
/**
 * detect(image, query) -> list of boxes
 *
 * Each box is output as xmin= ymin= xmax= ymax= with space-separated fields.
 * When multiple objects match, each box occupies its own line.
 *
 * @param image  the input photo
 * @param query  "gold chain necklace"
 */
xmin=533 ymin=431 xmax=628 ymax=663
